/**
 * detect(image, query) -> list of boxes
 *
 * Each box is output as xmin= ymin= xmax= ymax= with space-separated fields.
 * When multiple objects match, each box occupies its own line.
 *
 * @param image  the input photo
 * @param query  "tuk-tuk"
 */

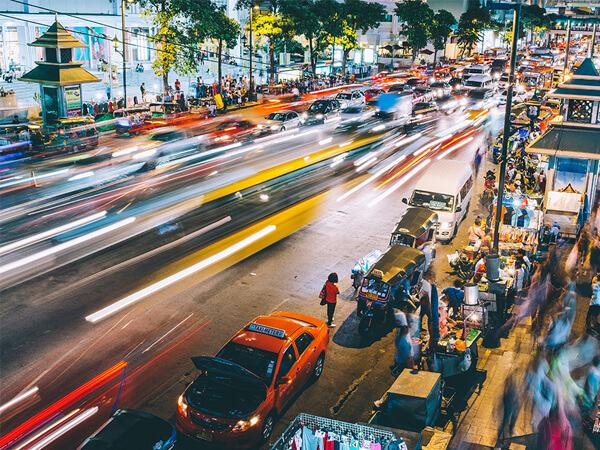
xmin=356 ymin=245 xmax=426 ymax=335
xmin=390 ymin=207 xmax=438 ymax=270
xmin=46 ymin=116 xmax=98 ymax=152
xmin=114 ymin=106 xmax=150 ymax=135
xmin=145 ymin=102 xmax=184 ymax=127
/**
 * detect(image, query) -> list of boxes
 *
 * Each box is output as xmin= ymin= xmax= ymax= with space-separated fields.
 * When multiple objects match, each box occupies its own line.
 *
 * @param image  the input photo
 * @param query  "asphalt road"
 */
xmin=0 ymin=108 xmax=491 ymax=449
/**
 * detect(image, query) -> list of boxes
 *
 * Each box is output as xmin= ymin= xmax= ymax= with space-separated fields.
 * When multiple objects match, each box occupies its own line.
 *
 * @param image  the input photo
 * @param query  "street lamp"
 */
xmin=249 ymin=5 xmax=259 ymax=100
xmin=489 ymin=2 xmax=521 ymax=254
xmin=121 ymin=0 xmax=134 ymax=105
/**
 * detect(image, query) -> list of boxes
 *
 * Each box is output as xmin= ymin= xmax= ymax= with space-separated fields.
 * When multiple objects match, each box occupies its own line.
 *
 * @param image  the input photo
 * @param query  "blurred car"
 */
xmin=448 ymin=77 xmax=463 ymax=89
xmin=412 ymin=101 xmax=440 ymax=116
xmin=340 ymin=105 xmax=375 ymax=123
xmin=364 ymin=87 xmax=385 ymax=101
xmin=335 ymin=90 xmax=365 ymax=108
xmin=405 ymin=77 xmax=427 ymax=88
xmin=497 ymin=88 xmax=527 ymax=105
xmin=544 ymin=99 xmax=561 ymax=115
xmin=433 ymin=71 xmax=451 ymax=82
xmin=429 ymin=82 xmax=452 ymax=98
xmin=467 ymin=88 xmax=497 ymax=109
xmin=257 ymin=110 xmax=301 ymax=133
xmin=210 ymin=119 xmax=256 ymax=143
xmin=385 ymin=83 xmax=405 ymax=93
xmin=414 ymin=86 xmax=435 ymax=102
xmin=175 ymin=311 xmax=329 ymax=448
xmin=77 ymin=409 xmax=176 ymax=450
xmin=402 ymin=89 xmax=423 ymax=105
xmin=437 ymin=95 xmax=465 ymax=114
xmin=301 ymin=99 xmax=341 ymax=125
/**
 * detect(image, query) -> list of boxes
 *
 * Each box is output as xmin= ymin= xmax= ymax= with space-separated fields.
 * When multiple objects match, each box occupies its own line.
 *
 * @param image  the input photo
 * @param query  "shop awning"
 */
xmin=19 ymin=64 xmax=100 ymax=86
xmin=526 ymin=125 xmax=600 ymax=159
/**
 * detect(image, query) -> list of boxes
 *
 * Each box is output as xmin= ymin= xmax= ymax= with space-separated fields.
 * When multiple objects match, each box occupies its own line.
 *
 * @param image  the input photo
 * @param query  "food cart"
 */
xmin=493 ymin=194 xmax=543 ymax=256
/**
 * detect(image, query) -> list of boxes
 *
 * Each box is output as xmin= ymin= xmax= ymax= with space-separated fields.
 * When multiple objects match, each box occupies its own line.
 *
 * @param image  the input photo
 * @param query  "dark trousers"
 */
xmin=327 ymin=302 xmax=336 ymax=325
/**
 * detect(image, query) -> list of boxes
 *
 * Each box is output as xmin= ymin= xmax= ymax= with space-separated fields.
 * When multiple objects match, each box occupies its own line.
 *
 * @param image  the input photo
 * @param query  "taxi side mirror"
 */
xmin=402 ymin=198 xmax=407 ymax=204
xmin=277 ymin=376 xmax=291 ymax=386
xmin=456 ymin=206 xmax=462 ymax=212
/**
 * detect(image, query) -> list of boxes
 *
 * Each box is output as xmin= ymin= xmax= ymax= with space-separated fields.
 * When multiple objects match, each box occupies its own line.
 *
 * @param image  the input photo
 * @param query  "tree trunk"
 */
xmin=341 ymin=48 xmax=349 ymax=78
xmin=218 ymin=38 xmax=223 ymax=96
xmin=433 ymin=49 xmax=438 ymax=68
xmin=162 ymin=71 xmax=168 ymax=95
xmin=309 ymin=38 xmax=316 ymax=77
xmin=412 ymin=46 xmax=418 ymax=66
xmin=269 ymin=38 xmax=275 ymax=85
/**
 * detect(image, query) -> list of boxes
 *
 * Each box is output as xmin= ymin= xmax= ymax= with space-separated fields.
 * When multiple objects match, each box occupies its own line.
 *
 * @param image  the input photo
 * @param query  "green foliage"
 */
xmin=395 ymin=0 xmax=434 ymax=62
xmin=431 ymin=9 xmax=456 ymax=52
xmin=456 ymin=0 xmax=490 ymax=56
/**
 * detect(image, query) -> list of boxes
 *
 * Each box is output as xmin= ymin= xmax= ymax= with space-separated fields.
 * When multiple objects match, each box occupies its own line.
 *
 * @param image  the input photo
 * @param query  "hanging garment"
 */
xmin=291 ymin=428 xmax=302 ymax=450
xmin=370 ymin=443 xmax=381 ymax=450
xmin=302 ymin=427 xmax=322 ymax=450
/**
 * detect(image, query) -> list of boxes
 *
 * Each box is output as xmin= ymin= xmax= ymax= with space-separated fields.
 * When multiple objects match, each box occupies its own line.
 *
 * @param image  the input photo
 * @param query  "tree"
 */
xmin=521 ymin=4 xmax=550 ymax=45
xmin=207 ymin=9 xmax=241 ymax=94
xmin=430 ymin=9 xmax=456 ymax=66
xmin=395 ymin=0 xmax=434 ymax=65
xmin=337 ymin=0 xmax=385 ymax=77
xmin=456 ymin=0 xmax=490 ymax=56
xmin=138 ymin=0 xmax=214 ymax=92
xmin=251 ymin=12 xmax=294 ymax=84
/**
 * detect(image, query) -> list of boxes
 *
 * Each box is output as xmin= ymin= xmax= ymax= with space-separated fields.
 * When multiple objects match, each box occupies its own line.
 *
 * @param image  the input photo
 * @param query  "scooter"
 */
xmin=447 ymin=250 xmax=475 ymax=281
xmin=481 ymin=170 xmax=496 ymax=209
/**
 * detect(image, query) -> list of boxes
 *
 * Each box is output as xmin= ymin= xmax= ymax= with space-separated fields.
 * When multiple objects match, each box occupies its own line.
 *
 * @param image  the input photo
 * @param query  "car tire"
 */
xmin=280 ymin=126 xmax=285 ymax=132
xmin=260 ymin=412 xmax=275 ymax=442
xmin=312 ymin=353 xmax=325 ymax=381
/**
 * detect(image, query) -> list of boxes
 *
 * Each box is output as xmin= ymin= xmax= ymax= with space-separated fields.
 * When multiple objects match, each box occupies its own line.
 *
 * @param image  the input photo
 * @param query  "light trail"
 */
xmin=12 ymin=408 xmax=80 ymax=450
xmin=376 ymin=147 xmax=434 ymax=190
xmin=0 ymin=211 xmax=107 ymax=256
xmin=0 ymin=387 xmax=39 ymax=415
xmin=86 ymin=225 xmax=277 ymax=323
xmin=0 ymin=169 xmax=69 ymax=190
xmin=0 ymin=217 xmax=136 ymax=276
xmin=368 ymin=159 xmax=431 ymax=208
xmin=436 ymin=136 xmax=475 ymax=160
xmin=26 ymin=407 xmax=98 ymax=450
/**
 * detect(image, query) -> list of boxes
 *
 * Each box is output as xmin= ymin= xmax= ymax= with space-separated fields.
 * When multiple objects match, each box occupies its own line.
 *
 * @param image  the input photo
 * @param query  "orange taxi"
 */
xmin=175 ymin=311 xmax=329 ymax=448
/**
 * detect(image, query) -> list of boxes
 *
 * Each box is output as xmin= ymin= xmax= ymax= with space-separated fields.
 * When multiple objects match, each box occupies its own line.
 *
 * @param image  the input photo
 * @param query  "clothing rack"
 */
xmin=270 ymin=413 xmax=401 ymax=450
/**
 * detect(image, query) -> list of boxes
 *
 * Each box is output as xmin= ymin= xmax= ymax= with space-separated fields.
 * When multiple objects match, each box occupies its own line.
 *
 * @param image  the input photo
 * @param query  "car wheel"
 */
xmin=261 ymin=413 xmax=275 ymax=442
xmin=312 ymin=353 xmax=325 ymax=381
xmin=280 ymin=126 xmax=285 ymax=132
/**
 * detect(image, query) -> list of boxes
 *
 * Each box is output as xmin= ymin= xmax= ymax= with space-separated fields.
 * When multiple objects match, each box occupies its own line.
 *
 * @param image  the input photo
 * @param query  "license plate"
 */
xmin=196 ymin=430 xmax=213 ymax=442
xmin=366 ymin=292 xmax=378 ymax=301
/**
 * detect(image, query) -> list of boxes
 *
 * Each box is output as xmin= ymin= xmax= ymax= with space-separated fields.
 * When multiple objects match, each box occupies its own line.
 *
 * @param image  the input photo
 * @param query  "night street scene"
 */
xmin=1 ymin=0 xmax=600 ymax=449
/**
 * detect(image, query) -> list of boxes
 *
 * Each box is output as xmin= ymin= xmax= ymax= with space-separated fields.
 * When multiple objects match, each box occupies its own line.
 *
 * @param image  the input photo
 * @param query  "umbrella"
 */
xmin=420 ymin=49 xmax=434 ymax=55
xmin=430 ymin=283 xmax=440 ymax=341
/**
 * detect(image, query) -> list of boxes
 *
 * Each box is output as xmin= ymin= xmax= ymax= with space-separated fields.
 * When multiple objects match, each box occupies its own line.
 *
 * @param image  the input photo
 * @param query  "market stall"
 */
xmin=493 ymin=194 xmax=543 ymax=256
xmin=270 ymin=413 xmax=411 ymax=450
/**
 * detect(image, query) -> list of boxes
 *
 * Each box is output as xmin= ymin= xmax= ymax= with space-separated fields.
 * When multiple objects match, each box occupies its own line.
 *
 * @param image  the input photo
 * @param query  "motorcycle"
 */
xmin=481 ymin=170 xmax=496 ymax=210
xmin=447 ymin=250 xmax=476 ymax=281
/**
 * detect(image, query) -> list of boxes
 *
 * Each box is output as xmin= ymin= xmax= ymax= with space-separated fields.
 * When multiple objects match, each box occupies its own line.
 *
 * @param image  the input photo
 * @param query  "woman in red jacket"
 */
xmin=324 ymin=273 xmax=340 ymax=328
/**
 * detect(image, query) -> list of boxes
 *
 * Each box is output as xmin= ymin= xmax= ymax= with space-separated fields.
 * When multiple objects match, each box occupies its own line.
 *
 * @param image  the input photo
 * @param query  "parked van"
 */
xmin=464 ymin=74 xmax=494 ymax=89
xmin=403 ymin=160 xmax=474 ymax=242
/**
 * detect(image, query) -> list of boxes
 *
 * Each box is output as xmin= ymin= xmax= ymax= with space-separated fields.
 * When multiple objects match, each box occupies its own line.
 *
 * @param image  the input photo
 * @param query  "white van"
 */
xmin=464 ymin=74 xmax=494 ymax=90
xmin=403 ymin=160 xmax=474 ymax=242
xmin=463 ymin=64 xmax=490 ymax=81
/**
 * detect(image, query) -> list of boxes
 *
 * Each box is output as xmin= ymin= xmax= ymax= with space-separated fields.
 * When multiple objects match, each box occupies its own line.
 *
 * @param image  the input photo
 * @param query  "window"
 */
xmin=278 ymin=346 xmax=297 ymax=378
xmin=567 ymin=99 xmax=593 ymax=124
xmin=383 ymin=14 xmax=393 ymax=22
xmin=294 ymin=333 xmax=314 ymax=356
xmin=460 ymin=175 xmax=473 ymax=201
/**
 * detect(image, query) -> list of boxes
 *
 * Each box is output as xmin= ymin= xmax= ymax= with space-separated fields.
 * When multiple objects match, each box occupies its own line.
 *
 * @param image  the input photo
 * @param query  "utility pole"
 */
xmin=491 ymin=2 xmax=521 ymax=252
xmin=563 ymin=17 xmax=572 ymax=81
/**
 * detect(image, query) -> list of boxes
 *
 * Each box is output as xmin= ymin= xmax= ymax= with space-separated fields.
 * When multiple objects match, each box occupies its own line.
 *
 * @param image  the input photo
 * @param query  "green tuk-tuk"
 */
xmin=390 ymin=207 xmax=438 ymax=270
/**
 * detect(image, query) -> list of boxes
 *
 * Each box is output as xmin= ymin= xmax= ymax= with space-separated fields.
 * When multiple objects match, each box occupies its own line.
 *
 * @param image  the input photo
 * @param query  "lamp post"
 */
xmin=490 ymin=2 xmax=521 ymax=253
xmin=120 ymin=0 xmax=134 ymax=106
xmin=563 ymin=17 xmax=572 ymax=81
xmin=249 ymin=5 xmax=259 ymax=101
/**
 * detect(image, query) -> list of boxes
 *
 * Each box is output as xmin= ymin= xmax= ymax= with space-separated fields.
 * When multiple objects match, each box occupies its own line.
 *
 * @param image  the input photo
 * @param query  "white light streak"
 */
xmin=368 ymin=159 xmax=430 ymax=208
xmin=436 ymin=136 xmax=474 ymax=160
xmin=0 ymin=212 xmax=107 ymax=256
xmin=319 ymin=137 xmax=333 ymax=146
xmin=0 ymin=387 xmax=39 ymax=414
xmin=26 ymin=407 xmax=98 ymax=450
xmin=86 ymin=225 xmax=276 ymax=323
xmin=67 ymin=171 xmax=94 ymax=181
xmin=0 ymin=169 xmax=69 ymax=189
xmin=0 ymin=217 xmax=136 ymax=275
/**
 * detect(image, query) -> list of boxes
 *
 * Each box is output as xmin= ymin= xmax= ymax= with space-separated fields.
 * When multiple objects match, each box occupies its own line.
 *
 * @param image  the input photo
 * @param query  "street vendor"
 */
xmin=467 ymin=217 xmax=484 ymax=246
xmin=442 ymin=280 xmax=464 ymax=319
xmin=437 ymin=301 xmax=457 ymax=338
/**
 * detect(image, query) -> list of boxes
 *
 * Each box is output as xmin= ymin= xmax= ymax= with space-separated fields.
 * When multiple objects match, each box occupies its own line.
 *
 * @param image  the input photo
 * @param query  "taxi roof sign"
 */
xmin=248 ymin=323 xmax=286 ymax=339
xmin=372 ymin=269 xmax=384 ymax=278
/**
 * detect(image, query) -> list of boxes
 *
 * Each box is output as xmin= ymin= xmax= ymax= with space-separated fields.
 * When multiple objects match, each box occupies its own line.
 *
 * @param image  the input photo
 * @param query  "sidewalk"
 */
xmin=436 ymin=147 xmax=600 ymax=450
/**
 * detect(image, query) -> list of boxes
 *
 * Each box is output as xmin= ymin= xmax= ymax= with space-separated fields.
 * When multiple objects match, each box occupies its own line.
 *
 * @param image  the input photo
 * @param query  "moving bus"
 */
xmin=520 ymin=66 xmax=553 ymax=90
xmin=484 ymin=47 xmax=508 ymax=59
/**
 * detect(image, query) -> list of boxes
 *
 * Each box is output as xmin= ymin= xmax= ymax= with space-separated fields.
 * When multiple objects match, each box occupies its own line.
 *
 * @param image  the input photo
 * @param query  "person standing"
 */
xmin=586 ymin=272 xmax=600 ymax=330
xmin=174 ymin=79 xmax=181 ymax=91
xmin=474 ymin=147 xmax=483 ymax=177
xmin=467 ymin=217 xmax=484 ymax=246
xmin=140 ymin=83 xmax=146 ymax=102
xmin=324 ymin=273 xmax=339 ymax=328
xmin=419 ymin=270 xmax=433 ymax=332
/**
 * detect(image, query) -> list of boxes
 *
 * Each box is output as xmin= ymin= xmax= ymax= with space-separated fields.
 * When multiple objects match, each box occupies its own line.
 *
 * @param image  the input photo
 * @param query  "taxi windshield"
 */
xmin=217 ymin=342 xmax=278 ymax=385
xmin=363 ymin=279 xmax=390 ymax=297
xmin=410 ymin=190 xmax=454 ymax=211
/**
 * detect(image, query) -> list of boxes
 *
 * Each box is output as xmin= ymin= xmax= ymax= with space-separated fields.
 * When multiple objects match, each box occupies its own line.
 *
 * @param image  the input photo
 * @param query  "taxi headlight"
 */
xmin=257 ymin=124 xmax=264 ymax=129
xmin=440 ymin=222 xmax=453 ymax=230
xmin=302 ymin=112 xmax=308 ymax=118
xmin=178 ymin=395 xmax=188 ymax=418
xmin=232 ymin=416 xmax=260 ymax=432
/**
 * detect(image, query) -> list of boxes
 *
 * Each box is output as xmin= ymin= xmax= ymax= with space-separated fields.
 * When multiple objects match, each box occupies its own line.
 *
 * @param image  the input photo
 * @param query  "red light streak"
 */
xmin=0 ymin=361 xmax=126 ymax=449
xmin=376 ymin=148 xmax=433 ymax=190
xmin=441 ymin=129 xmax=476 ymax=149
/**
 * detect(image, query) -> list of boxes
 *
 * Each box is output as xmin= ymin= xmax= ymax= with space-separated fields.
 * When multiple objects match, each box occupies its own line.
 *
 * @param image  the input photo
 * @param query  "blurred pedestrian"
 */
xmin=392 ymin=324 xmax=414 ymax=377
xmin=578 ymin=356 xmax=600 ymax=425
xmin=497 ymin=374 xmax=522 ymax=447
xmin=324 ymin=272 xmax=339 ymax=328
xmin=474 ymin=147 xmax=483 ymax=177
xmin=419 ymin=269 xmax=433 ymax=331
xmin=140 ymin=83 xmax=146 ymax=102
xmin=586 ymin=272 xmax=600 ymax=331
xmin=538 ymin=402 xmax=572 ymax=450
xmin=467 ymin=217 xmax=484 ymax=246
